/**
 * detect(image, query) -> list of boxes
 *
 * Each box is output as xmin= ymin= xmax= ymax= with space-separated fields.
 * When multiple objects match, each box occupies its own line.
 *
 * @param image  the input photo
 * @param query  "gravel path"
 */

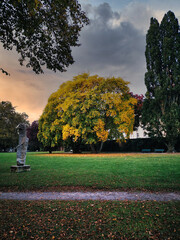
xmin=0 ymin=191 xmax=180 ymax=201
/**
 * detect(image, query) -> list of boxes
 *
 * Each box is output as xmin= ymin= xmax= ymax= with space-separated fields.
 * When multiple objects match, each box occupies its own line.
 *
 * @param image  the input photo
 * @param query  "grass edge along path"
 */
xmin=0 ymin=152 xmax=180 ymax=192
xmin=0 ymin=200 xmax=179 ymax=239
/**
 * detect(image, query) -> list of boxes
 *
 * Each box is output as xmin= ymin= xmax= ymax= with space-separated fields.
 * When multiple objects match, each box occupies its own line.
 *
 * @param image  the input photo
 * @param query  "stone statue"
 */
xmin=11 ymin=123 xmax=31 ymax=172
xmin=16 ymin=123 xmax=29 ymax=166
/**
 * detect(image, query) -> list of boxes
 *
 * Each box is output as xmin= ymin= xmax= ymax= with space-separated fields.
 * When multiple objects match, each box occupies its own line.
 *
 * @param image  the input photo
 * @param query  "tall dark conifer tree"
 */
xmin=142 ymin=11 xmax=180 ymax=152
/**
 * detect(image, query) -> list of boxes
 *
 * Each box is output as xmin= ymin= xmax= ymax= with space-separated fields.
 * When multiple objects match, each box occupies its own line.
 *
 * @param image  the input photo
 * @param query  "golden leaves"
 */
xmin=38 ymin=73 xmax=137 ymax=147
xmin=62 ymin=124 xmax=80 ymax=142
xmin=94 ymin=119 xmax=109 ymax=142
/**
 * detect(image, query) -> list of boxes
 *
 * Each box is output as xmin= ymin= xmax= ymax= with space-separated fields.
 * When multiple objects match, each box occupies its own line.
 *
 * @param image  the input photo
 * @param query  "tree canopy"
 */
xmin=38 ymin=73 xmax=137 ymax=153
xmin=0 ymin=101 xmax=29 ymax=151
xmin=27 ymin=120 xmax=42 ymax=151
xmin=129 ymin=92 xmax=144 ymax=131
xmin=142 ymin=11 xmax=180 ymax=152
xmin=0 ymin=0 xmax=89 ymax=74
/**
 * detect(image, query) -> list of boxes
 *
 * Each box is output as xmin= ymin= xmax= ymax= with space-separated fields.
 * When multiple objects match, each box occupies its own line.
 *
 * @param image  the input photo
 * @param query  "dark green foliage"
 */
xmin=129 ymin=92 xmax=144 ymax=130
xmin=0 ymin=0 xmax=89 ymax=74
xmin=142 ymin=11 xmax=180 ymax=152
xmin=0 ymin=68 xmax=9 ymax=75
xmin=0 ymin=101 xmax=29 ymax=151
xmin=102 ymin=138 xmax=169 ymax=152
xmin=102 ymin=136 xmax=180 ymax=152
xmin=27 ymin=121 xmax=42 ymax=151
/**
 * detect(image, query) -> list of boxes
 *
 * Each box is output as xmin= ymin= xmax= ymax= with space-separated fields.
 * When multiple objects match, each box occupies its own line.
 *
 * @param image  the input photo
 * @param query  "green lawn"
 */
xmin=1 ymin=153 xmax=179 ymax=239
xmin=0 ymin=152 xmax=180 ymax=191
xmin=0 ymin=200 xmax=179 ymax=239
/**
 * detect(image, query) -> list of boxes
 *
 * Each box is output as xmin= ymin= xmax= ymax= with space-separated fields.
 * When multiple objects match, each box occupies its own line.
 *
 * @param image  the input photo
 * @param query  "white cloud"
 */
xmin=119 ymin=1 xmax=154 ymax=33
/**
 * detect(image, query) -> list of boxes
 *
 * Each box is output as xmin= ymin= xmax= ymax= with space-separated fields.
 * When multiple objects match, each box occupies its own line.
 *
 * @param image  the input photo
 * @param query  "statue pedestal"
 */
xmin=11 ymin=165 xmax=31 ymax=173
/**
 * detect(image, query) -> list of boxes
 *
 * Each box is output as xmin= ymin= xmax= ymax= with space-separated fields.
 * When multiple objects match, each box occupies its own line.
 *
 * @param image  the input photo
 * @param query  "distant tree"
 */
xmin=142 ymin=11 xmax=180 ymax=152
xmin=129 ymin=93 xmax=144 ymax=130
xmin=38 ymin=94 xmax=60 ymax=153
xmin=0 ymin=101 xmax=29 ymax=151
xmin=0 ymin=0 xmax=89 ymax=75
xmin=38 ymin=73 xmax=137 ymax=153
xmin=27 ymin=120 xmax=42 ymax=151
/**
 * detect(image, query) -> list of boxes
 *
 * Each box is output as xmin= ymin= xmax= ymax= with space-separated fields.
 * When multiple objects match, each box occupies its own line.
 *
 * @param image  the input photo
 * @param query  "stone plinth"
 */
xmin=11 ymin=165 xmax=31 ymax=173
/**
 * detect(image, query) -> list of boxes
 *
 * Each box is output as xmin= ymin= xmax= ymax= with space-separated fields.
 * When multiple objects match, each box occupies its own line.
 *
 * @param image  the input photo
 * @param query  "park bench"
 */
xmin=141 ymin=149 xmax=151 ymax=153
xmin=154 ymin=149 xmax=164 ymax=153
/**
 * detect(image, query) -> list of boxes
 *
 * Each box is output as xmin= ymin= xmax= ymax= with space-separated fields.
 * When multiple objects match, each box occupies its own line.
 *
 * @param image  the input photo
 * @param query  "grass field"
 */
xmin=0 ymin=152 xmax=180 ymax=192
xmin=1 ymin=152 xmax=180 ymax=239
xmin=0 ymin=200 xmax=179 ymax=239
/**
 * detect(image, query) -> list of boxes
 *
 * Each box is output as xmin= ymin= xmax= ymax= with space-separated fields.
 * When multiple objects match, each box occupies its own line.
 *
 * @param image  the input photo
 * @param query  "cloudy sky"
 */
xmin=1 ymin=0 xmax=180 ymax=123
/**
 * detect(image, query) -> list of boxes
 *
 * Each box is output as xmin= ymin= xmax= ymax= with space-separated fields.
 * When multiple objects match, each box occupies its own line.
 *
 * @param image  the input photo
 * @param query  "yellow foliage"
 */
xmin=62 ymin=124 xmax=80 ymax=142
xmin=94 ymin=119 xmax=109 ymax=142
xmin=38 ymin=73 xmax=138 ymax=147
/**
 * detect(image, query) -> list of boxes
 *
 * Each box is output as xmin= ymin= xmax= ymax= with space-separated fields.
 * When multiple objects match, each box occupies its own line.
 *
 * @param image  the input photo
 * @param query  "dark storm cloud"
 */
xmin=80 ymin=21 xmax=144 ymax=67
xmin=94 ymin=2 xmax=119 ymax=22
xmin=1 ymin=1 xmax=180 ymax=122
xmin=71 ymin=3 xmax=146 ymax=93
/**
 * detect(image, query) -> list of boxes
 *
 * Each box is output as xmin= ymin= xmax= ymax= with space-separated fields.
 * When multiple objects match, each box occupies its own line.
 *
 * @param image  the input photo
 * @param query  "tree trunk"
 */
xmin=98 ymin=141 xmax=104 ymax=153
xmin=90 ymin=142 xmax=104 ymax=153
xmin=90 ymin=143 xmax=97 ymax=153
xmin=166 ymin=142 xmax=175 ymax=153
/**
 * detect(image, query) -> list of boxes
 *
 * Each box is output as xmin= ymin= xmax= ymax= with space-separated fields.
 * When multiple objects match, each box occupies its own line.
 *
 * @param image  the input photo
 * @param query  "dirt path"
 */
xmin=0 ymin=191 xmax=179 ymax=201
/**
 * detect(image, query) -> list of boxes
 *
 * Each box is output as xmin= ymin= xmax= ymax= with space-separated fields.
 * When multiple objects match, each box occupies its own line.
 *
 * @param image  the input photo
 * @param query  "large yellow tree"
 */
xmin=38 ymin=73 xmax=137 ymax=153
